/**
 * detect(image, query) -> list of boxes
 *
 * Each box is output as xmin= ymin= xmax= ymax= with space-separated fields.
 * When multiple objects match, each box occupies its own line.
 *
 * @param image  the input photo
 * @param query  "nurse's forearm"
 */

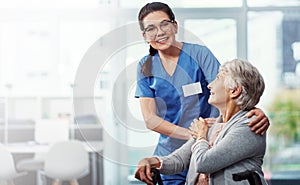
xmin=144 ymin=115 xmax=191 ymax=140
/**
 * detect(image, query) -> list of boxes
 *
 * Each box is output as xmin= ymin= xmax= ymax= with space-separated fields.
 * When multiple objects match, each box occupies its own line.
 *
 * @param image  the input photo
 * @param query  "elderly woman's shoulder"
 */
xmin=233 ymin=110 xmax=255 ymax=126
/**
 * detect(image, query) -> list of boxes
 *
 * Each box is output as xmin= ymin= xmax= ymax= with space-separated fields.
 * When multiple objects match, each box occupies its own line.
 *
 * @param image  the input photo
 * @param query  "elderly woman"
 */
xmin=135 ymin=59 xmax=268 ymax=185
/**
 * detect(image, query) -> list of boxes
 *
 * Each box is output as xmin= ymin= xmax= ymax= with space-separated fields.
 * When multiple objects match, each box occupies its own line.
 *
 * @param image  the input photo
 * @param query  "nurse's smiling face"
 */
xmin=142 ymin=11 xmax=178 ymax=51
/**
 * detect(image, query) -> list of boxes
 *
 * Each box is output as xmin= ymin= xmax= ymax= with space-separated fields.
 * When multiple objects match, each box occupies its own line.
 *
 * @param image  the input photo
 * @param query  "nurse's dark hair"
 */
xmin=138 ymin=2 xmax=175 ymax=77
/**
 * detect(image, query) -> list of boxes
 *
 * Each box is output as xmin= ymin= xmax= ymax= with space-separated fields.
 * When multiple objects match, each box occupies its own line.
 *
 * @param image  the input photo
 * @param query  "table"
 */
xmin=3 ymin=141 xmax=103 ymax=185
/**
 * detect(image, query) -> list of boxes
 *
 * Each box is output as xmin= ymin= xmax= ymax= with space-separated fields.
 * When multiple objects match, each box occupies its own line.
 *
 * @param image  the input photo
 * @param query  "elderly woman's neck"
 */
xmin=220 ymin=103 xmax=241 ymax=123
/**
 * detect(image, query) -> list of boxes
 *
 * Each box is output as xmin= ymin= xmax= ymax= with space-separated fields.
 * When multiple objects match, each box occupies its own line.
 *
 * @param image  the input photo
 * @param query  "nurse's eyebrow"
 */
xmin=144 ymin=23 xmax=156 ymax=30
xmin=144 ymin=20 xmax=170 ymax=29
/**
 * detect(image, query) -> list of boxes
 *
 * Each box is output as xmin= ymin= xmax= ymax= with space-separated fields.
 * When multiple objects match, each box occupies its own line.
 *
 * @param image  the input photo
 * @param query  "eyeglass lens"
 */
xmin=144 ymin=20 xmax=173 ymax=37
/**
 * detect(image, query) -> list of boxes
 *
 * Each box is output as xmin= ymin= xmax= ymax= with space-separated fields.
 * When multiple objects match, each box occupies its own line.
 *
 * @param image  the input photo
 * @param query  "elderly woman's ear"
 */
xmin=230 ymin=85 xmax=242 ymax=98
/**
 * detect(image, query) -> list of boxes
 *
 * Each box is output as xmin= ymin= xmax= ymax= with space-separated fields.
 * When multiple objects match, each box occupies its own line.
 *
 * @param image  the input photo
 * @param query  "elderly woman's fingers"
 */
xmin=134 ymin=159 xmax=155 ymax=185
xmin=136 ymin=168 xmax=153 ymax=184
xmin=135 ymin=166 xmax=146 ymax=183
xmin=145 ymin=164 xmax=153 ymax=181
xmin=204 ymin=118 xmax=216 ymax=127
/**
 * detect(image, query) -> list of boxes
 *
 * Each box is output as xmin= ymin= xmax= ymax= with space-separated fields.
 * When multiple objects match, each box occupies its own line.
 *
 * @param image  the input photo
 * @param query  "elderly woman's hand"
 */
xmin=134 ymin=157 xmax=161 ymax=185
xmin=189 ymin=117 xmax=209 ymax=140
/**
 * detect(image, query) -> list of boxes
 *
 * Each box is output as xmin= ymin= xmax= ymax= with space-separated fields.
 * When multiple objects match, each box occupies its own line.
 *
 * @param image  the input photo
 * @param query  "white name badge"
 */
xmin=182 ymin=82 xmax=202 ymax=97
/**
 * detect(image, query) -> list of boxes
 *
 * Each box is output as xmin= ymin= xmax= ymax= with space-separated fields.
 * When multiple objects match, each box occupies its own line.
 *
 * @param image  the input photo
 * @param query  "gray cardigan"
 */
xmin=159 ymin=110 xmax=267 ymax=185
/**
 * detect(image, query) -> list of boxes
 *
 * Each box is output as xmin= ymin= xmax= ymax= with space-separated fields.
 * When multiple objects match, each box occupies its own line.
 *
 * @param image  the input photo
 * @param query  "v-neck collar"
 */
xmin=157 ymin=42 xmax=184 ymax=78
xmin=214 ymin=110 xmax=248 ymax=144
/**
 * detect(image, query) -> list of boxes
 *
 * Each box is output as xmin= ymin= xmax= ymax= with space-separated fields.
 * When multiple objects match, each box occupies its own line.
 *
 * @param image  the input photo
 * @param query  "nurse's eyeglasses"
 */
xmin=143 ymin=20 xmax=175 ymax=38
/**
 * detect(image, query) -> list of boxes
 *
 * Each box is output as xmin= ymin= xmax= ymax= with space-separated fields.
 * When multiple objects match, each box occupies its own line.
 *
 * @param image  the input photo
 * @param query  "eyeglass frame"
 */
xmin=143 ymin=19 xmax=175 ymax=38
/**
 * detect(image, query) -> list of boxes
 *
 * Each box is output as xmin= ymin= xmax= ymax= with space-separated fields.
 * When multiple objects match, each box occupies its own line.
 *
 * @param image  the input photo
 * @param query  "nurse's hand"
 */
xmin=135 ymin=157 xmax=161 ymax=185
xmin=247 ymin=107 xmax=270 ymax=135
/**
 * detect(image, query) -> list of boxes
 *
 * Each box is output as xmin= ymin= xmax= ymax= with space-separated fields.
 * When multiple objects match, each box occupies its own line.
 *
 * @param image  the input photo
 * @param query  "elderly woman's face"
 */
xmin=207 ymin=73 xmax=230 ymax=108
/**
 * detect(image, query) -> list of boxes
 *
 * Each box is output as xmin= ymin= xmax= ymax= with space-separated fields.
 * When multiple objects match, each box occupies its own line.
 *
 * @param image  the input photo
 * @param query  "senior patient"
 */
xmin=135 ymin=59 xmax=268 ymax=185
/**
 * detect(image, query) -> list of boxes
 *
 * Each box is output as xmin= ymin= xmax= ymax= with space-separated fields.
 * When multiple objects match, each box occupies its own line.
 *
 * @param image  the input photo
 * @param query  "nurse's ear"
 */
xmin=142 ymin=32 xmax=146 ymax=40
xmin=142 ymin=32 xmax=150 ymax=44
xmin=173 ymin=20 xmax=179 ymax=34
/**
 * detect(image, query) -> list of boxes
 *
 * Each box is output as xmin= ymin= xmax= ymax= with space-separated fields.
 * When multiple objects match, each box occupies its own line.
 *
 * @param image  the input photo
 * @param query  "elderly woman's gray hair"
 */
xmin=219 ymin=59 xmax=265 ymax=110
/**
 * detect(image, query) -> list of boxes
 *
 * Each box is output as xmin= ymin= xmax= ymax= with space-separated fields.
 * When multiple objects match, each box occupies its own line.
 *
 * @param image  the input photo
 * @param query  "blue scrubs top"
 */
xmin=135 ymin=43 xmax=220 ymax=156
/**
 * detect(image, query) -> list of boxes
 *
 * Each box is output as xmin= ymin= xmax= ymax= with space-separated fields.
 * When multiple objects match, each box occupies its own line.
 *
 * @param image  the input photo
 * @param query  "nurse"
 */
xmin=135 ymin=2 xmax=270 ymax=184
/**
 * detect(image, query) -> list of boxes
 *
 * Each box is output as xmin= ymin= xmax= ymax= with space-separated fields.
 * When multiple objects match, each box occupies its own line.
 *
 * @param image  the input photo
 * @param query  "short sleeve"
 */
xmin=135 ymin=57 xmax=155 ymax=98
xmin=197 ymin=46 xmax=220 ymax=84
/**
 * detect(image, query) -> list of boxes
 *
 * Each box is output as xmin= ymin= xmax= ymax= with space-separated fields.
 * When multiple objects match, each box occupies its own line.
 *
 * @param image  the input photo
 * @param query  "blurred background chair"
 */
xmin=0 ymin=145 xmax=27 ymax=185
xmin=33 ymin=119 xmax=70 ymax=145
xmin=43 ymin=140 xmax=89 ymax=185
xmin=16 ymin=118 xmax=70 ymax=184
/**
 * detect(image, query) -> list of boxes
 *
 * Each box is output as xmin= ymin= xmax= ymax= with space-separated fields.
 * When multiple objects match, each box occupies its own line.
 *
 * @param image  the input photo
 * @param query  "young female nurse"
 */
xmin=135 ymin=2 xmax=270 ymax=184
